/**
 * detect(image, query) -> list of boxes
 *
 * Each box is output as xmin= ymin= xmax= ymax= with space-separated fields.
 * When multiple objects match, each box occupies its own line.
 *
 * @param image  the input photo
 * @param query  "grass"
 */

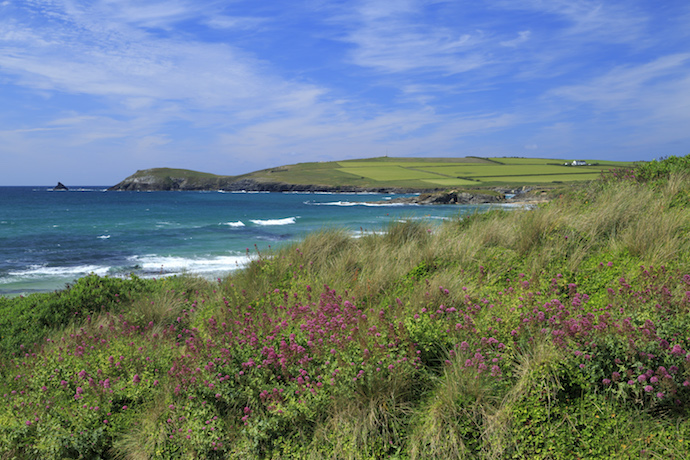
xmin=421 ymin=178 xmax=480 ymax=186
xmin=339 ymin=166 xmax=447 ymax=181
xmin=2 ymin=155 xmax=690 ymax=458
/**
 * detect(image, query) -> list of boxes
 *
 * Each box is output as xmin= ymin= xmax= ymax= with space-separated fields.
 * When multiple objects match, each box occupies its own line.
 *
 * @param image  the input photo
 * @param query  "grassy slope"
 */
xmin=121 ymin=156 xmax=637 ymax=190
xmin=2 ymin=157 xmax=689 ymax=459
xmin=132 ymin=168 xmax=226 ymax=182
xmin=243 ymin=156 xmax=637 ymax=188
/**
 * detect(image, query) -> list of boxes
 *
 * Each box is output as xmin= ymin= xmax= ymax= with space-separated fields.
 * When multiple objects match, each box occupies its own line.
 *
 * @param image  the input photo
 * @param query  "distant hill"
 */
xmin=109 ymin=157 xmax=637 ymax=192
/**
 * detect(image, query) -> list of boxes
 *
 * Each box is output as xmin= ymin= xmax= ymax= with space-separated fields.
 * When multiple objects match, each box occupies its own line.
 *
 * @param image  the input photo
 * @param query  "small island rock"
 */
xmin=53 ymin=182 xmax=69 ymax=191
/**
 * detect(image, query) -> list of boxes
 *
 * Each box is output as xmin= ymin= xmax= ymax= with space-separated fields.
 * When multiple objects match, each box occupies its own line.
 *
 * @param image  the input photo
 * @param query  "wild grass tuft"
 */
xmin=127 ymin=288 xmax=187 ymax=326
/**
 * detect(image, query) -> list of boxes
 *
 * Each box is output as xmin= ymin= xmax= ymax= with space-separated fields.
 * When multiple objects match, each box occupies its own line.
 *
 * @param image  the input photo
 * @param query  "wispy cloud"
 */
xmin=0 ymin=9 xmax=307 ymax=111
xmin=550 ymin=54 xmax=690 ymax=108
xmin=493 ymin=0 xmax=647 ymax=44
xmin=334 ymin=0 xmax=488 ymax=75
xmin=500 ymin=30 xmax=531 ymax=47
xmin=204 ymin=15 xmax=269 ymax=31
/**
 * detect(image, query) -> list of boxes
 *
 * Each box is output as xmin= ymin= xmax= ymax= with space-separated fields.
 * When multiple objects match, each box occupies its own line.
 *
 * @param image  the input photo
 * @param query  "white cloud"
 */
xmin=333 ymin=0 xmax=488 ymax=75
xmin=494 ymin=0 xmax=646 ymax=44
xmin=550 ymin=53 xmax=690 ymax=107
xmin=59 ymin=0 xmax=212 ymax=31
xmin=204 ymin=15 xmax=268 ymax=30
xmin=500 ymin=30 xmax=531 ymax=47
xmin=136 ymin=135 xmax=170 ymax=150
xmin=0 ymin=1 xmax=326 ymax=124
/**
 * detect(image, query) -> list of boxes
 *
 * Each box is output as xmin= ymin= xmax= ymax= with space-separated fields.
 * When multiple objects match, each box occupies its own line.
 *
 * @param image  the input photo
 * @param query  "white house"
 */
xmin=572 ymin=160 xmax=587 ymax=166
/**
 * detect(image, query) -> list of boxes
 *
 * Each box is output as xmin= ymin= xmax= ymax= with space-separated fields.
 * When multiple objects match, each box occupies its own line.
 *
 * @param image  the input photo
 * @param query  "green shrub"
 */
xmin=0 ymin=274 xmax=154 ymax=356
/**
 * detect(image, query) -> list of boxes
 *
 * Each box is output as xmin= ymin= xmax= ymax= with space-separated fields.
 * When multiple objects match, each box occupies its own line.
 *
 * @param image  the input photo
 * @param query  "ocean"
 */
xmin=0 ymin=186 xmax=497 ymax=296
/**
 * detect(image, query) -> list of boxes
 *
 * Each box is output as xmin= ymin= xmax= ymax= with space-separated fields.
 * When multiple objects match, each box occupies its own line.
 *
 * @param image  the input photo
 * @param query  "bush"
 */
xmin=0 ymin=274 xmax=154 ymax=356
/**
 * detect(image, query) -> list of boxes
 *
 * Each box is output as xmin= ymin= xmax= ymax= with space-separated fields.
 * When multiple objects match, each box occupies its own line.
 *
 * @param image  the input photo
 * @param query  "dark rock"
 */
xmin=53 ymin=182 xmax=69 ymax=191
xmin=378 ymin=190 xmax=504 ymax=205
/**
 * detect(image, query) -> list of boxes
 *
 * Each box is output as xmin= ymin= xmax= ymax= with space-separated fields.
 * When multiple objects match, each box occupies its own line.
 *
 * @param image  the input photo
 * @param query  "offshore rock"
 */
xmin=53 ymin=182 xmax=69 ymax=191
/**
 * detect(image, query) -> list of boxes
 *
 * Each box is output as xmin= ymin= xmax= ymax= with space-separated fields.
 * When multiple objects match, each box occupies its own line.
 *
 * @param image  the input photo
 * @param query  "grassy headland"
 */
xmin=2 ymin=156 xmax=690 ymax=458
xmin=109 ymin=157 xmax=637 ymax=192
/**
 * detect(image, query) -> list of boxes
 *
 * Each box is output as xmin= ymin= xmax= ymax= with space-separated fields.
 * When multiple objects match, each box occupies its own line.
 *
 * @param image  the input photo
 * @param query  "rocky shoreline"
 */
xmin=382 ymin=190 xmax=504 ymax=205
xmin=370 ymin=187 xmax=552 ymax=206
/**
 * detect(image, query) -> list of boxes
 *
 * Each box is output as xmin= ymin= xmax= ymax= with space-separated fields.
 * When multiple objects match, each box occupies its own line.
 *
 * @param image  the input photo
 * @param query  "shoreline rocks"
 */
xmin=380 ymin=190 xmax=505 ymax=205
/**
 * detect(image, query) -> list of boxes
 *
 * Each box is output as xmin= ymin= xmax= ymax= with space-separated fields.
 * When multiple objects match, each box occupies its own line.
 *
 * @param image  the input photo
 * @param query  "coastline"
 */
xmin=1 ymin=188 xmax=487 ymax=296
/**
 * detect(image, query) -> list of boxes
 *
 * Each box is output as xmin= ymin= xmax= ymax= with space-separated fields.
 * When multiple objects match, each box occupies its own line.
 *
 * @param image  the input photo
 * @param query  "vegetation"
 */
xmin=111 ymin=156 xmax=638 ymax=191
xmin=2 ymin=155 xmax=689 ymax=458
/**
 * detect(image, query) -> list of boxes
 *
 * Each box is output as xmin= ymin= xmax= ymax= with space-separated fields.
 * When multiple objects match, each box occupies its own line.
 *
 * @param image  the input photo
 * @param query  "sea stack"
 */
xmin=53 ymin=182 xmax=69 ymax=191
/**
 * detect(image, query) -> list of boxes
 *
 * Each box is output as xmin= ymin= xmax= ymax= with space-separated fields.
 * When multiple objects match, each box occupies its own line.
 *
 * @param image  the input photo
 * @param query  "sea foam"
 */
xmin=222 ymin=221 xmax=246 ymax=227
xmin=249 ymin=217 xmax=297 ymax=226
xmin=128 ymin=254 xmax=251 ymax=275
xmin=7 ymin=264 xmax=111 ymax=278
xmin=306 ymin=201 xmax=407 ymax=207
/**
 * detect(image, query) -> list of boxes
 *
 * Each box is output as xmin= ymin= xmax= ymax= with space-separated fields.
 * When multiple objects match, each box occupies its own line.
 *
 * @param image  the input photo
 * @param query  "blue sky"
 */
xmin=1 ymin=0 xmax=689 ymax=185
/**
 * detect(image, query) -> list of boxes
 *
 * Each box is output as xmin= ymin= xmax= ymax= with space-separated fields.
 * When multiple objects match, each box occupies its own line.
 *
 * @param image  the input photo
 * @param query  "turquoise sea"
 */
xmin=0 ymin=186 xmax=499 ymax=295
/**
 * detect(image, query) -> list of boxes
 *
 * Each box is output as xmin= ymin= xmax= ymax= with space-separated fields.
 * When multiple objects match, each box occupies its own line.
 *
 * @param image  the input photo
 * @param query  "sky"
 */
xmin=1 ymin=1 xmax=689 ymax=185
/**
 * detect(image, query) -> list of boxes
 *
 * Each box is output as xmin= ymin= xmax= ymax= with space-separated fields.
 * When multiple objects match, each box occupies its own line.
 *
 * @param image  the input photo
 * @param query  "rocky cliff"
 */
xmin=108 ymin=169 xmax=234 ymax=191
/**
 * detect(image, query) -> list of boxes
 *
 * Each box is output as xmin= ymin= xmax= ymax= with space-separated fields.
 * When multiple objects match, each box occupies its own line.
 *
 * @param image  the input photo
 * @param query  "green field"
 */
xmin=329 ymin=157 xmax=635 ymax=187
xmin=339 ymin=165 xmax=446 ymax=181
xmin=418 ymin=164 xmax=611 ymax=176
xmin=473 ymin=173 xmax=604 ymax=183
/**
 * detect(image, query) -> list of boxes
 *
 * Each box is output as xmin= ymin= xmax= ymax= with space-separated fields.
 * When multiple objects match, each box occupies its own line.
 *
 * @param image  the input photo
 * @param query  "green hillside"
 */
xmin=245 ymin=156 xmax=637 ymax=188
xmin=111 ymin=157 xmax=638 ymax=191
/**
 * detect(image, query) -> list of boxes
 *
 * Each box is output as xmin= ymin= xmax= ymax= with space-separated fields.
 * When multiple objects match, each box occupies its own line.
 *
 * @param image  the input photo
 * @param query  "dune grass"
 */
xmin=1 ymin=155 xmax=690 ymax=459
